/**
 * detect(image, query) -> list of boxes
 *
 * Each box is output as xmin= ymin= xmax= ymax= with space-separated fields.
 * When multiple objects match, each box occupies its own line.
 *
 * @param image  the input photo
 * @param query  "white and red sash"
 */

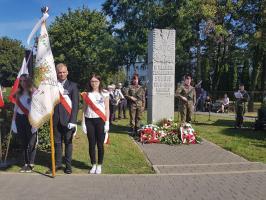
xmin=16 ymin=98 xmax=29 ymax=116
xmin=81 ymin=92 xmax=109 ymax=144
xmin=58 ymin=82 xmax=72 ymax=115
xmin=81 ymin=92 xmax=107 ymax=122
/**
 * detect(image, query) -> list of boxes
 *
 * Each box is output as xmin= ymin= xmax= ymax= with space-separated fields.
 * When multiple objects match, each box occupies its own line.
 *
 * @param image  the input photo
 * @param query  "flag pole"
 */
xmin=4 ymin=127 xmax=12 ymax=162
xmin=49 ymin=114 xmax=56 ymax=177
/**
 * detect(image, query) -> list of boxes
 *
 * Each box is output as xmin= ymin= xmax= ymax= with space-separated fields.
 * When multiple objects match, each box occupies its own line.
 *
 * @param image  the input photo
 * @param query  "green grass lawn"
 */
xmin=1 ymin=110 xmax=266 ymax=175
xmin=1 ymin=117 xmax=154 ymax=174
xmin=187 ymin=113 xmax=266 ymax=163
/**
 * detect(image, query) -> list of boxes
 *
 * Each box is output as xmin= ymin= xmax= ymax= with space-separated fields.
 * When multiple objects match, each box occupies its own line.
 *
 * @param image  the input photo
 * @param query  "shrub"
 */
xmin=37 ymin=122 xmax=51 ymax=151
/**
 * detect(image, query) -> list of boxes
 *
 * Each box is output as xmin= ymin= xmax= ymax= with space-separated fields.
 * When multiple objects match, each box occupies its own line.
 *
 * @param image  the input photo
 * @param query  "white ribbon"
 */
xmin=27 ymin=13 xmax=49 ymax=46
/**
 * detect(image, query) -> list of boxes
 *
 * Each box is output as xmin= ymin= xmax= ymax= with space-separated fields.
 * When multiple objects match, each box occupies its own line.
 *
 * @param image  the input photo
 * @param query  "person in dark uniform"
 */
xmin=176 ymin=74 xmax=196 ymax=123
xmin=117 ymin=83 xmax=127 ymax=119
xmin=234 ymin=83 xmax=250 ymax=128
xmin=53 ymin=63 xmax=79 ymax=174
xmin=12 ymin=74 xmax=37 ymax=173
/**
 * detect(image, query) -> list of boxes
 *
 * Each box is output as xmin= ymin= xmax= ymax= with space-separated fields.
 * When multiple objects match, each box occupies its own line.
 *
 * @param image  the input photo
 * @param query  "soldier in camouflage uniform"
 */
xmin=176 ymin=74 xmax=196 ymax=123
xmin=125 ymin=75 xmax=145 ymax=134
xmin=235 ymin=84 xmax=250 ymax=128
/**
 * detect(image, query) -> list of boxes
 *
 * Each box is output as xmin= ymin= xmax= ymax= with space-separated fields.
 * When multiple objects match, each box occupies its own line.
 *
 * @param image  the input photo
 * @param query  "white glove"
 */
xmin=11 ymin=120 xmax=17 ymax=134
xmin=104 ymin=121 xmax=110 ymax=133
xmin=31 ymin=127 xmax=38 ymax=133
xmin=82 ymin=113 xmax=87 ymax=134
xmin=68 ymin=123 xmax=77 ymax=136
xmin=68 ymin=123 xmax=76 ymax=129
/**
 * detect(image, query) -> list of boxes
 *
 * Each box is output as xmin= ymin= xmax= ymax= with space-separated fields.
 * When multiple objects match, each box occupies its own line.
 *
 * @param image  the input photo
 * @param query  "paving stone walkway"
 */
xmin=0 ymin=135 xmax=265 ymax=199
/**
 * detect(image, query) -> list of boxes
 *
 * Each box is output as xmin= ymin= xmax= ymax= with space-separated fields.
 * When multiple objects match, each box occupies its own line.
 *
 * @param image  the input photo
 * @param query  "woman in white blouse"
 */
xmin=12 ymin=74 xmax=37 ymax=173
xmin=82 ymin=74 xmax=109 ymax=174
xmin=217 ymin=93 xmax=230 ymax=113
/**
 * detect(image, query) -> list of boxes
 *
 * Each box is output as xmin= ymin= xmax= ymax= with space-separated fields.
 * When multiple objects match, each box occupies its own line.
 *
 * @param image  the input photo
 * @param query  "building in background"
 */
xmin=123 ymin=56 xmax=148 ymax=85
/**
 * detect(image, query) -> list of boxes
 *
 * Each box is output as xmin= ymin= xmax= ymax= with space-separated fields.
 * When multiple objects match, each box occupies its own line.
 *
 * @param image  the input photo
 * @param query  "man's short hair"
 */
xmin=56 ymin=63 xmax=68 ymax=71
xmin=239 ymin=83 xmax=245 ymax=87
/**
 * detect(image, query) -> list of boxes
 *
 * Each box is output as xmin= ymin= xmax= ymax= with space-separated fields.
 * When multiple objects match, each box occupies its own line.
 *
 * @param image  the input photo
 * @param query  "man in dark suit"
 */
xmin=53 ymin=63 xmax=79 ymax=174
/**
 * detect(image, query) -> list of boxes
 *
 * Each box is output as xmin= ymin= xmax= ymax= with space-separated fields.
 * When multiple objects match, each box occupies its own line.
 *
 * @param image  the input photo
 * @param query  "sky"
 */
xmin=0 ymin=0 xmax=105 ymax=47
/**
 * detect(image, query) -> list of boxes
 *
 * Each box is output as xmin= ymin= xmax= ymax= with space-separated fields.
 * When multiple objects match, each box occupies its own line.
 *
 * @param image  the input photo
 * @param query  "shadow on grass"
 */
xmin=110 ymin=123 xmax=130 ymax=135
xmin=220 ymin=127 xmax=266 ymax=141
xmin=195 ymin=119 xmax=254 ymax=127
xmin=195 ymin=118 xmax=265 ymax=141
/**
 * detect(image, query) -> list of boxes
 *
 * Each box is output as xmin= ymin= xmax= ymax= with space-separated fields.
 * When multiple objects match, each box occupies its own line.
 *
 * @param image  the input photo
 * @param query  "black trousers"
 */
xmin=53 ymin=123 xmax=73 ymax=169
xmin=15 ymin=113 xmax=37 ymax=165
xmin=85 ymin=117 xmax=105 ymax=165
xmin=118 ymin=99 xmax=127 ymax=118
xmin=109 ymin=104 xmax=117 ymax=123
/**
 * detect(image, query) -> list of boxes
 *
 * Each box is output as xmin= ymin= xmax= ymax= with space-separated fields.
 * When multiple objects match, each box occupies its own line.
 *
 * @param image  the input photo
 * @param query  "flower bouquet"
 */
xmin=138 ymin=119 xmax=202 ymax=145
xmin=138 ymin=124 xmax=160 ymax=144
xmin=179 ymin=123 xmax=201 ymax=144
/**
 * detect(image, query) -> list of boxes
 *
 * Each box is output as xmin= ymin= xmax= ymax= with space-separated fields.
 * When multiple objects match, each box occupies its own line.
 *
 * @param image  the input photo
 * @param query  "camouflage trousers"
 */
xmin=129 ymin=106 xmax=143 ymax=131
xmin=179 ymin=101 xmax=194 ymax=123
xmin=235 ymin=105 xmax=245 ymax=127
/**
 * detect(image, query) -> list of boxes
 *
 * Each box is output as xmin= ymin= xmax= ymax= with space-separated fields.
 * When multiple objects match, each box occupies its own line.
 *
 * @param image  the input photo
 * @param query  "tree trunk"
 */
xmin=248 ymin=45 xmax=262 ymax=112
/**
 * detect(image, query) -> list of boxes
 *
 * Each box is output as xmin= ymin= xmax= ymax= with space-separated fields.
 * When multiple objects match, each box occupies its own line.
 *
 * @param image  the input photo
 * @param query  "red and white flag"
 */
xmin=8 ymin=58 xmax=28 ymax=104
xmin=0 ymin=85 xmax=4 ymax=108
xmin=28 ymin=13 xmax=60 ymax=128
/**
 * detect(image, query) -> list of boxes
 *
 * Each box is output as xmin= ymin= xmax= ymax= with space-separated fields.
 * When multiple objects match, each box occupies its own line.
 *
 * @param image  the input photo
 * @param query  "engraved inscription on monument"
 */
xmin=147 ymin=29 xmax=176 ymax=123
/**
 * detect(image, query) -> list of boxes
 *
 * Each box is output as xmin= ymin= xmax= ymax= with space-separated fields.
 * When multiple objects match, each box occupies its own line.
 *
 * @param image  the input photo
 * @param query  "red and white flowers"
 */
xmin=138 ymin=120 xmax=201 ymax=145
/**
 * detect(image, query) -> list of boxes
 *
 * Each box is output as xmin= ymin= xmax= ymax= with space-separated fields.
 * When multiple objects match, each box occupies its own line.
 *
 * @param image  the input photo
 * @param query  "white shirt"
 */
xmin=223 ymin=97 xmax=229 ymax=105
xmin=84 ymin=91 xmax=109 ymax=118
xmin=114 ymin=88 xmax=125 ymax=99
xmin=15 ymin=92 xmax=31 ymax=115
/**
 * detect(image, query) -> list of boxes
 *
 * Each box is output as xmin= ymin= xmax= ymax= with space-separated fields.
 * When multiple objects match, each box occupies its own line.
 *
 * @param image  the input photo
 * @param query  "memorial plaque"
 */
xmin=147 ymin=29 xmax=175 ymax=123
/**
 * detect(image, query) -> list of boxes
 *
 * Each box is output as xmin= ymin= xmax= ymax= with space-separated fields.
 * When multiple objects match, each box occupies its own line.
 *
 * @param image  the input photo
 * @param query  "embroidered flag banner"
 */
xmin=8 ymin=58 xmax=29 ymax=104
xmin=29 ymin=14 xmax=60 ymax=128
xmin=0 ymin=85 xmax=4 ymax=108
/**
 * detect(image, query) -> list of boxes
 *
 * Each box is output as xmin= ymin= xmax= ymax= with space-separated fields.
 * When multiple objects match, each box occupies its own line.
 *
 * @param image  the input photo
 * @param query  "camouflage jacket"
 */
xmin=176 ymin=84 xmax=196 ymax=105
xmin=125 ymin=85 xmax=145 ymax=107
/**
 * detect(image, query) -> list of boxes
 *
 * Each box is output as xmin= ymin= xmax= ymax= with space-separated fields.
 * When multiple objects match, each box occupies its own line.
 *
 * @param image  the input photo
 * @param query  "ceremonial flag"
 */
xmin=8 ymin=58 xmax=28 ymax=104
xmin=28 ymin=13 xmax=60 ymax=128
xmin=0 ymin=85 xmax=4 ymax=108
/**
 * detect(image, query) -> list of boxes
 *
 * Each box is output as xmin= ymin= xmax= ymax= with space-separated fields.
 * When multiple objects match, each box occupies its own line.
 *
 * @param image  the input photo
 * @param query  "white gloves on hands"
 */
xmin=104 ymin=121 xmax=110 ymax=133
xmin=11 ymin=120 xmax=17 ymax=134
xmin=68 ymin=123 xmax=77 ymax=136
xmin=68 ymin=123 xmax=76 ymax=129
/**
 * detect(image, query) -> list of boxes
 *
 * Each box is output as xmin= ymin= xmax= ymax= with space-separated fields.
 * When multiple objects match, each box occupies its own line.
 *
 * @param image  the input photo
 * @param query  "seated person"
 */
xmin=217 ymin=93 xmax=229 ymax=113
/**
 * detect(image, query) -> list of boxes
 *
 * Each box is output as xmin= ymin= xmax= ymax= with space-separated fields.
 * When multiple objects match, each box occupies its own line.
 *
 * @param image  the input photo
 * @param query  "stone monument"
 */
xmin=147 ymin=29 xmax=176 ymax=123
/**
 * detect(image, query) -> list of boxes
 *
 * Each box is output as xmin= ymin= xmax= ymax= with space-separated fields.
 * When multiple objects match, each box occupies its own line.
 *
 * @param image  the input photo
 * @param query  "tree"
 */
xmin=0 ymin=37 xmax=24 ymax=86
xmin=242 ymin=59 xmax=250 ymax=90
xmin=48 ymin=7 xmax=116 ymax=89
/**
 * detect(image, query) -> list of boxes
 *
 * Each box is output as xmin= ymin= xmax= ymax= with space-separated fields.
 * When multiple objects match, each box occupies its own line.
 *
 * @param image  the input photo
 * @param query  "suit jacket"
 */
xmin=53 ymin=80 xmax=79 ymax=126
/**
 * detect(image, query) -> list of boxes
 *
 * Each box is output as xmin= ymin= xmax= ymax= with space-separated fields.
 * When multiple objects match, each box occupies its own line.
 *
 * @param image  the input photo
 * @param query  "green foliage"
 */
xmin=231 ymin=64 xmax=238 ymax=90
xmin=242 ymin=60 xmax=250 ymax=90
xmin=49 ymin=7 xmax=117 ymax=89
xmin=105 ymin=68 xmax=126 ymax=86
xmin=0 ymin=37 xmax=24 ymax=86
xmin=37 ymin=122 xmax=51 ymax=151
xmin=160 ymin=134 xmax=181 ymax=145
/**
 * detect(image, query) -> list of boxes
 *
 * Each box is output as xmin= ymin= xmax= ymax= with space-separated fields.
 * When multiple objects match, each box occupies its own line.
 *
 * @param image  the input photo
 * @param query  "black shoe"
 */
xmin=128 ymin=127 xmax=134 ymax=133
xmin=64 ymin=168 xmax=72 ymax=174
xmin=46 ymin=166 xmax=64 ymax=174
